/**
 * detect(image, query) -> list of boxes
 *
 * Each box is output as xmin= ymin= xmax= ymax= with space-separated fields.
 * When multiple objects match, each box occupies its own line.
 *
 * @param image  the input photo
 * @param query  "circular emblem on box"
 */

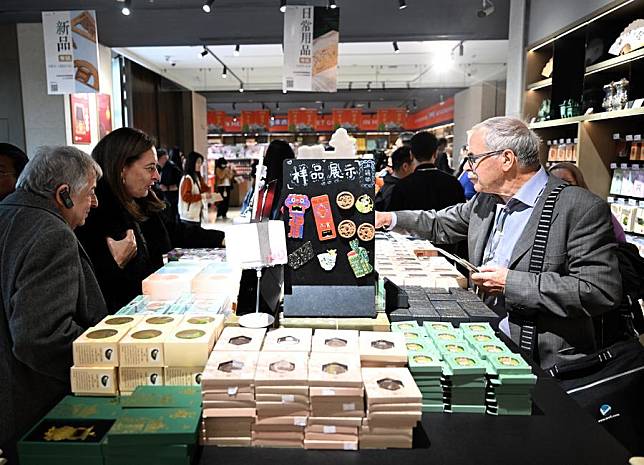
xmin=132 ymin=329 xmax=162 ymax=339
xmin=176 ymin=329 xmax=206 ymax=339
xmin=187 ymin=316 xmax=215 ymax=324
xmin=145 ymin=316 xmax=175 ymax=325
xmin=86 ymin=329 xmax=118 ymax=339
xmin=103 ymin=317 xmax=134 ymax=326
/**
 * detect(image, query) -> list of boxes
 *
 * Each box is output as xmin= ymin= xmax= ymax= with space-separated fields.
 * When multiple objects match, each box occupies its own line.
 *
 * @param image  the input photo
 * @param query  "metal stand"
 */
xmin=238 ymin=267 xmax=275 ymax=328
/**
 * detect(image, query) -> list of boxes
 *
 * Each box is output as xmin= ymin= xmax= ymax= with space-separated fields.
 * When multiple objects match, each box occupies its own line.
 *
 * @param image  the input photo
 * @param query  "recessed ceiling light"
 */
xmin=280 ymin=0 xmax=287 ymax=13
xmin=202 ymin=0 xmax=214 ymax=13
xmin=329 ymin=0 xmax=337 ymax=8
xmin=121 ymin=0 xmax=132 ymax=16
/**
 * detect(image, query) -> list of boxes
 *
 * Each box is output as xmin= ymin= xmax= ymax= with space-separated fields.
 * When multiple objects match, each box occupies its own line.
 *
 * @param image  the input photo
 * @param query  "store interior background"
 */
xmin=0 ymin=0 xmax=634 ymax=211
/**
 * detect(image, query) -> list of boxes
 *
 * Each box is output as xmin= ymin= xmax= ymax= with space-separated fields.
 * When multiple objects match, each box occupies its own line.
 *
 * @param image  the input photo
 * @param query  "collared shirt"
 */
xmin=482 ymin=167 xmax=549 ymax=267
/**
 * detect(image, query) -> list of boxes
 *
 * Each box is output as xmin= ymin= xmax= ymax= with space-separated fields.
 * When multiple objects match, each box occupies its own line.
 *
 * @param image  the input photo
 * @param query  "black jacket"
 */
xmin=375 ymin=173 xmax=400 ymax=211
xmin=387 ymin=162 xmax=465 ymax=212
xmin=76 ymin=180 xmax=171 ymax=313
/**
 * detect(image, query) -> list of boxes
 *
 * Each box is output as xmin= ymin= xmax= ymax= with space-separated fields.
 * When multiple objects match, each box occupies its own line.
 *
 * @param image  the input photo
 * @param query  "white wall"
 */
xmin=192 ymin=92 xmax=207 ymax=155
xmin=505 ymin=0 xmax=527 ymax=117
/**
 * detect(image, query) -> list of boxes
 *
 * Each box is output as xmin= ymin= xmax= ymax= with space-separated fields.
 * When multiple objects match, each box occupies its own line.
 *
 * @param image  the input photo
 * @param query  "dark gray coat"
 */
xmin=395 ymin=175 xmax=622 ymax=368
xmin=0 ymin=190 xmax=107 ymax=458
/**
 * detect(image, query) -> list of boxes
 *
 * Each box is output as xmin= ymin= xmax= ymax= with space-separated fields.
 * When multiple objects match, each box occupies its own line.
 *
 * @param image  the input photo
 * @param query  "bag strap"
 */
xmin=516 ymin=183 xmax=568 ymax=363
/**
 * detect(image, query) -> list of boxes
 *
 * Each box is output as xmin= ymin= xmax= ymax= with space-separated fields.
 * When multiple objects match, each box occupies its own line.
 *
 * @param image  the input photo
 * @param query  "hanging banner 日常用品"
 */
xmin=43 ymin=10 xmax=100 ymax=94
xmin=283 ymin=6 xmax=339 ymax=92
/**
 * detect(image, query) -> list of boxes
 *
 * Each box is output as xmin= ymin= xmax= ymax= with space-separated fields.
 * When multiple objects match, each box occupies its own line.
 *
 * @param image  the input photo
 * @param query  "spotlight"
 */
xmin=283 ymin=89 xmax=287 ymax=94
xmin=367 ymin=101 xmax=371 ymax=109
xmin=233 ymin=116 xmax=237 ymax=122
xmin=234 ymin=44 xmax=240 ymax=56
xmin=280 ymin=0 xmax=287 ymax=13
xmin=348 ymin=81 xmax=352 ymax=90
xmin=398 ymin=0 xmax=407 ymax=10
xmin=412 ymin=99 xmax=417 ymax=109
xmin=406 ymin=82 xmax=411 ymax=89
xmin=321 ymin=102 xmax=325 ymax=110
xmin=121 ymin=0 xmax=131 ymax=16
xmin=202 ymin=0 xmax=214 ymax=13
xmin=222 ymin=66 xmax=227 ymax=78
xmin=458 ymin=41 xmax=464 ymax=56
xmin=382 ymin=82 xmax=386 ymax=90
xmin=171 ymin=62 xmax=176 ymax=67
xmin=200 ymin=48 xmax=208 ymax=58
xmin=239 ymin=83 xmax=244 ymax=92
xmin=328 ymin=0 xmax=337 ymax=8
xmin=393 ymin=41 xmax=400 ymax=54
xmin=276 ymin=101 xmax=280 ymax=110
xmin=232 ymin=102 xmax=236 ymax=110
xmin=367 ymin=81 xmax=371 ymax=92
xmin=271 ymin=115 xmax=275 ymax=121
xmin=477 ymin=0 xmax=495 ymax=17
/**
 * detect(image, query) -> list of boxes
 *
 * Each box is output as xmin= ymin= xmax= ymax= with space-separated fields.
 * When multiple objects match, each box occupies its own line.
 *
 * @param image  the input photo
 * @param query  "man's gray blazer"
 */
xmin=395 ymin=175 xmax=622 ymax=368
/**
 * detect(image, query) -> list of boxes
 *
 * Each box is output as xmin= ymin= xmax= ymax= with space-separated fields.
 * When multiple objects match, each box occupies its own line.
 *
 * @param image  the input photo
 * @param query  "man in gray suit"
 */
xmin=376 ymin=117 xmax=622 ymax=369
xmin=0 ymin=146 xmax=108 ymax=462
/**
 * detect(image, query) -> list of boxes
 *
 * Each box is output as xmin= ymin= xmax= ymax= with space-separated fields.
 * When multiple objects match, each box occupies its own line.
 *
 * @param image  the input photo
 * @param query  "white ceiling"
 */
xmin=117 ymin=40 xmax=508 ymax=93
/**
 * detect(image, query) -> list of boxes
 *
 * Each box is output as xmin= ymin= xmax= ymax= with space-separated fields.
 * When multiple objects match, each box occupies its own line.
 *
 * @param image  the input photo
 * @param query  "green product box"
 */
xmin=20 ymin=455 xmax=104 ymax=465
xmin=400 ymin=329 xmax=432 ymax=341
xmin=107 ymin=408 xmax=200 ymax=446
xmin=487 ymin=353 xmax=533 ymax=375
xmin=450 ymin=404 xmax=487 ymax=414
xmin=18 ymin=418 xmax=114 ymax=458
xmin=442 ymin=353 xmax=487 ymax=375
xmin=390 ymin=321 xmax=420 ymax=332
xmin=463 ymin=332 xmax=502 ymax=348
xmin=405 ymin=339 xmax=437 ymax=354
xmin=472 ymin=340 xmax=512 ymax=359
xmin=408 ymin=351 xmax=443 ymax=373
xmin=121 ymin=386 xmax=202 ymax=409
xmin=497 ymin=373 xmax=538 ymax=385
xmin=427 ymin=330 xmax=464 ymax=344
xmin=459 ymin=322 xmax=494 ymax=335
xmin=422 ymin=321 xmax=457 ymax=334
xmin=105 ymin=443 xmax=193 ymax=458
xmin=436 ymin=341 xmax=472 ymax=356
xmin=106 ymin=456 xmax=191 ymax=465
xmin=422 ymin=405 xmax=445 ymax=413
xmin=45 ymin=396 xmax=122 ymax=420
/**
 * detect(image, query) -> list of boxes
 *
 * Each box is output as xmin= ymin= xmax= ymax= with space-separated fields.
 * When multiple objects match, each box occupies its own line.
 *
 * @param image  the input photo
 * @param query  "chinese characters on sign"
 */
xmin=286 ymin=160 xmax=371 ymax=189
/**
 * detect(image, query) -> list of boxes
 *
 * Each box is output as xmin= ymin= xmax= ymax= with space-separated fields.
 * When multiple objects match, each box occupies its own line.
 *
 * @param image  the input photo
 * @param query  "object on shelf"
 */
xmin=585 ymin=38 xmax=604 ymax=66
xmin=558 ymin=99 xmax=581 ymax=119
xmin=608 ymin=19 xmax=644 ymax=56
xmin=537 ymin=98 xmax=551 ymax=122
xmin=603 ymin=78 xmax=630 ymax=112
xmin=541 ymin=57 xmax=553 ymax=78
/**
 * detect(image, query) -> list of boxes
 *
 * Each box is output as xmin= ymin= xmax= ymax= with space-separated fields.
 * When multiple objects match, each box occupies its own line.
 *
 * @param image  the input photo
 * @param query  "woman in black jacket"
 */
xmin=76 ymin=127 xmax=171 ymax=313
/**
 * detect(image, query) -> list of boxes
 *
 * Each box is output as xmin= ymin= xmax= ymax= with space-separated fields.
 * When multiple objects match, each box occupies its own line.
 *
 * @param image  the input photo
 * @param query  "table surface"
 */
xmin=198 ymin=375 xmax=631 ymax=465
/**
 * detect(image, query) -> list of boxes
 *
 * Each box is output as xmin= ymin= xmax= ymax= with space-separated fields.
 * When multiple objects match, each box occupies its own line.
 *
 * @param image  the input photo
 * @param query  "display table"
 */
xmin=200 ymin=361 xmax=631 ymax=465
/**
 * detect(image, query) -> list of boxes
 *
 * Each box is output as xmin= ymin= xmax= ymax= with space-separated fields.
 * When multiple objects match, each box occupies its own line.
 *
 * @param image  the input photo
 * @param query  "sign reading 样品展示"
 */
xmin=283 ymin=6 xmax=339 ymax=93
xmin=42 ymin=10 xmax=100 ymax=95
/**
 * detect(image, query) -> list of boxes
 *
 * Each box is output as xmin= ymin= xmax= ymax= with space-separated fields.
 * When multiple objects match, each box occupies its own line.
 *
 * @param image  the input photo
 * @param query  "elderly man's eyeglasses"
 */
xmin=466 ymin=150 xmax=505 ymax=170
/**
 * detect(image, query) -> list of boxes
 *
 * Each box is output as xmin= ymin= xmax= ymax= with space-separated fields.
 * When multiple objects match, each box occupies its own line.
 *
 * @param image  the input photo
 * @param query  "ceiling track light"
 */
xmin=202 ymin=0 xmax=214 ymax=13
xmin=367 ymin=81 xmax=371 ymax=92
xmin=348 ymin=81 xmax=353 ymax=90
xmin=276 ymin=101 xmax=280 ymax=110
xmin=477 ymin=0 xmax=495 ymax=17
xmin=280 ymin=0 xmax=287 ymax=13
xmin=239 ymin=83 xmax=244 ymax=93
xmin=328 ymin=0 xmax=337 ymax=8
xmin=121 ymin=0 xmax=131 ymax=16
xmin=200 ymin=48 xmax=208 ymax=58
xmin=367 ymin=101 xmax=371 ymax=109
xmin=382 ymin=82 xmax=386 ymax=90
xmin=398 ymin=0 xmax=407 ymax=10
xmin=458 ymin=41 xmax=464 ymax=56
xmin=232 ymin=102 xmax=236 ymax=110
xmin=393 ymin=41 xmax=400 ymax=54
xmin=222 ymin=66 xmax=227 ymax=78
xmin=234 ymin=44 xmax=240 ymax=56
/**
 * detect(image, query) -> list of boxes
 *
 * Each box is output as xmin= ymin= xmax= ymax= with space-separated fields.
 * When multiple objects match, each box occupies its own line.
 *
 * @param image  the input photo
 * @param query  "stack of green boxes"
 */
xmin=105 ymin=386 xmax=202 ymax=465
xmin=485 ymin=352 xmax=536 ymax=416
xmin=391 ymin=321 xmax=443 ymax=413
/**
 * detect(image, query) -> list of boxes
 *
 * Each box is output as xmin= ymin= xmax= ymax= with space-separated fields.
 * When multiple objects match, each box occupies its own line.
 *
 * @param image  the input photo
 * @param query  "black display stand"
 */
xmin=282 ymin=158 xmax=376 ymax=317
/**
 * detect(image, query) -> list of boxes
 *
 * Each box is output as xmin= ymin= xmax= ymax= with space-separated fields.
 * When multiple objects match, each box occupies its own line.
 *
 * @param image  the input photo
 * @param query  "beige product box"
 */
xmin=164 ymin=323 xmax=219 ymax=367
xmin=362 ymin=367 xmax=422 ymax=405
xmin=308 ymin=352 xmax=362 ymax=388
xmin=252 ymin=438 xmax=304 ymax=448
xmin=252 ymin=431 xmax=304 ymax=441
xmin=304 ymin=439 xmax=358 ymax=450
xmin=311 ymin=329 xmax=359 ymax=354
xmin=255 ymin=386 xmax=309 ymax=396
xmin=137 ymin=315 xmax=182 ymax=331
xmin=95 ymin=315 xmax=143 ymax=332
xmin=256 ymin=394 xmax=309 ymax=404
xmin=70 ymin=366 xmax=118 ymax=396
xmin=202 ymin=350 xmax=259 ymax=389
xmin=369 ymin=403 xmax=422 ymax=412
xmin=310 ymin=387 xmax=363 ymax=398
xmin=203 ymin=400 xmax=256 ymax=409
xmin=119 ymin=366 xmax=164 ymax=392
xmin=306 ymin=425 xmax=358 ymax=435
xmin=164 ymin=366 xmax=204 ymax=386
xmin=305 ymin=432 xmax=357 ymax=442
xmin=256 ymin=406 xmax=309 ymax=417
xmin=254 ymin=351 xmax=309 ymax=386
xmin=119 ymin=326 xmax=169 ymax=367
xmin=142 ymin=273 xmax=194 ymax=300
xmin=213 ymin=327 xmax=266 ymax=352
xmin=255 ymin=416 xmax=309 ymax=427
xmin=203 ymin=390 xmax=255 ymax=402
xmin=253 ymin=424 xmax=305 ymax=433
xmin=200 ymin=437 xmax=252 ymax=447
xmin=358 ymin=435 xmax=412 ymax=449
xmin=73 ymin=326 xmax=129 ymax=367
xmin=359 ymin=331 xmax=407 ymax=365
xmin=180 ymin=314 xmax=225 ymax=343
xmin=635 ymin=207 xmax=644 ymax=234
xmin=262 ymin=328 xmax=313 ymax=353
xmin=202 ymin=408 xmax=256 ymax=421
xmin=621 ymin=205 xmax=638 ymax=232
xmin=366 ymin=411 xmax=421 ymax=425
xmin=308 ymin=417 xmax=363 ymax=427
xmin=310 ymin=406 xmax=363 ymax=418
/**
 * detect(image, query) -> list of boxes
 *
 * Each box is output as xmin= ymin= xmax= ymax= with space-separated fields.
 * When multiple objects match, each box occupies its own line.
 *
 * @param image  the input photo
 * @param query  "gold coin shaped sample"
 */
xmin=377 ymin=377 xmax=404 ymax=391
xmin=445 ymin=344 xmax=465 ymax=352
xmin=413 ymin=355 xmax=435 ymax=364
xmin=322 ymin=362 xmax=348 ymax=375
xmin=86 ymin=329 xmax=118 ymax=339
xmin=406 ymin=343 xmax=424 ymax=351
xmin=403 ymin=332 xmax=419 ymax=339
xmin=455 ymin=356 xmax=476 ymax=366
xmin=337 ymin=220 xmax=356 ymax=239
xmin=336 ymin=191 xmax=355 ymax=209
xmin=132 ymin=329 xmax=162 ymax=339
xmin=325 ymin=337 xmax=347 ymax=347
xmin=468 ymin=325 xmax=487 ymax=333
xmin=357 ymin=223 xmax=375 ymax=241
xmin=176 ymin=329 xmax=206 ymax=339
xmin=437 ymin=333 xmax=457 ymax=341
xmin=103 ymin=317 xmax=134 ymax=326
xmin=269 ymin=360 xmax=296 ymax=373
xmin=187 ymin=316 xmax=215 ymax=324
xmin=145 ymin=316 xmax=175 ymax=325
xmin=398 ymin=323 xmax=415 ymax=329
xmin=473 ymin=334 xmax=493 ymax=342
xmin=498 ymin=356 xmax=520 ymax=366
xmin=371 ymin=339 xmax=394 ymax=350
xmin=277 ymin=336 xmax=300 ymax=345
xmin=483 ymin=345 xmax=504 ymax=353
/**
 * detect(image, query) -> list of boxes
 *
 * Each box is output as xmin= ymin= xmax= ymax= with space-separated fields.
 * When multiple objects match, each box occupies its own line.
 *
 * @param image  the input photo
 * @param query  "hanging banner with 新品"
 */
xmin=377 ymin=109 xmax=407 ymax=131
xmin=207 ymin=111 xmax=227 ymax=133
xmin=241 ymin=110 xmax=270 ymax=132
xmin=283 ymin=6 xmax=339 ymax=92
xmin=43 ymin=10 xmax=100 ymax=94
xmin=406 ymin=98 xmax=454 ymax=130
xmin=332 ymin=109 xmax=362 ymax=131
xmin=96 ymin=93 xmax=112 ymax=139
xmin=288 ymin=109 xmax=317 ymax=132
xmin=70 ymin=94 xmax=92 ymax=145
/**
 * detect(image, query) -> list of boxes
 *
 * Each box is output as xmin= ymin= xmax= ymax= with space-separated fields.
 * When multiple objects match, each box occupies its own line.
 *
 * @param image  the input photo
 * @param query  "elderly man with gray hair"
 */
xmin=376 ymin=116 xmax=621 ymax=369
xmin=0 ymin=146 xmax=108 ymax=462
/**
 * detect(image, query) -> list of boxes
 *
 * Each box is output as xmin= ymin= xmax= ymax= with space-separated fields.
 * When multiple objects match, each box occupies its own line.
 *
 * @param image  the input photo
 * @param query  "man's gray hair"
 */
xmin=16 ymin=145 xmax=102 ymax=197
xmin=472 ymin=117 xmax=541 ymax=169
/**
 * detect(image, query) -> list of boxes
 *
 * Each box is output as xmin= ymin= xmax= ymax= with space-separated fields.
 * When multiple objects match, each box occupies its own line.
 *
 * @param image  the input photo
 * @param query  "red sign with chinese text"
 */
xmin=332 ymin=108 xmax=362 ymax=131
xmin=70 ymin=93 xmax=91 ymax=145
xmin=406 ymin=98 xmax=454 ymax=130
xmin=241 ymin=110 xmax=270 ymax=132
xmin=270 ymin=114 xmax=289 ymax=132
xmin=96 ymin=93 xmax=112 ymax=139
xmin=360 ymin=113 xmax=378 ymax=131
xmin=377 ymin=109 xmax=407 ymax=131
xmin=207 ymin=111 xmax=227 ymax=133
xmin=288 ymin=109 xmax=317 ymax=132
xmin=224 ymin=115 xmax=242 ymax=133
xmin=314 ymin=113 xmax=334 ymax=132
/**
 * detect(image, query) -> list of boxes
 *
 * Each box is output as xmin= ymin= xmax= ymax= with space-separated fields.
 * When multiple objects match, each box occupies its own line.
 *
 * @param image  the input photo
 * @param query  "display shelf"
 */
xmin=585 ymin=46 xmax=644 ymax=76
xmin=526 ymin=78 xmax=553 ymax=91
xmin=529 ymin=107 xmax=644 ymax=130
xmin=529 ymin=115 xmax=586 ymax=129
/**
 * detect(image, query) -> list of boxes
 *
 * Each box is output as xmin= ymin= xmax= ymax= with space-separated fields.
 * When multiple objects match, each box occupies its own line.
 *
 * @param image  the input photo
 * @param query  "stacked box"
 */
xmin=212 ymin=327 xmax=266 ymax=352
xmin=262 ymin=328 xmax=313 ymax=353
xmin=142 ymin=262 xmax=206 ymax=300
xmin=407 ymin=347 xmax=444 ymax=413
xmin=252 ymin=351 xmax=310 ymax=448
xmin=485 ymin=353 xmax=537 ymax=416
xmin=95 ymin=315 xmax=143 ymax=332
xmin=201 ymin=350 xmax=259 ymax=446
xmin=305 ymin=352 xmax=363 ymax=450
xmin=359 ymin=331 xmax=407 ymax=367
xmin=441 ymin=353 xmax=487 ymax=414
xmin=115 ymin=295 xmax=176 ymax=316
xmin=360 ymin=367 xmax=421 ymax=449
xmin=191 ymin=262 xmax=241 ymax=299
xmin=311 ymin=329 xmax=360 ymax=354
xmin=45 ymin=395 xmax=122 ymax=420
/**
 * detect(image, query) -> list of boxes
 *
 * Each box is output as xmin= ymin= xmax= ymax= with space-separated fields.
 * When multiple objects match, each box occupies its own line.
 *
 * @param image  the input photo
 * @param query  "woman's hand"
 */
xmin=106 ymin=229 xmax=137 ymax=269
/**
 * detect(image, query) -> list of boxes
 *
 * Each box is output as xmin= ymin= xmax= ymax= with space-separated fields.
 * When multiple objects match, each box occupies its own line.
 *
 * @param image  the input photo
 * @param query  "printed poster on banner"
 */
xmin=283 ymin=6 xmax=339 ymax=92
xmin=43 ymin=10 xmax=100 ymax=95
xmin=97 ymin=93 xmax=112 ymax=139
xmin=70 ymin=94 xmax=92 ymax=145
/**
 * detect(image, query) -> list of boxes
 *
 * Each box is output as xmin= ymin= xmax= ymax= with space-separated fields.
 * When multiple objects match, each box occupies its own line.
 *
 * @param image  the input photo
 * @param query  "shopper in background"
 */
xmin=454 ymin=147 xmax=476 ymax=201
xmin=0 ymin=142 xmax=29 ymax=201
xmin=387 ymin=131 xmax=465 ymax=213
xmin=179 ymin=151 xmax=224 ymax=247
xmin=375 ymin=146 xmax=414 ymax=211
xmin=215 ymin=157 xmax=235 ymax=220
xmin=549 ymin=162 xmax=626 ymax=243
xmin=376 ymin=117 xmax=622 ymax=368
xmin=255 ymin=139 xmax=295 ymax=221
xmin=0 ymin=146 xmax=107 ymax=463
xmin=76 ymin=127 xmax=171 ymax=313
xmin=435 ymin=137 xmax=454 ymax=175
xmin=170 ymin=146 xmax=185 ymax=171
